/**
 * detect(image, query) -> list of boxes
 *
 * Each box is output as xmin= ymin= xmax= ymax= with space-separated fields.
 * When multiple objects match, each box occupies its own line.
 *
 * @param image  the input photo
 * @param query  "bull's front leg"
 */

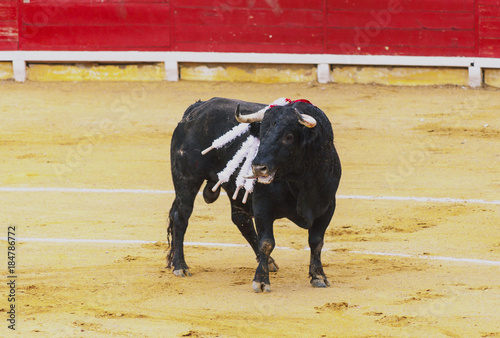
xmin=253 ymin=236 xmax=275 ymax=292
xmin=229 ymin=202 xmax=278 ymax=273
xmin=252 ymin=216 xmax=275 ymax=293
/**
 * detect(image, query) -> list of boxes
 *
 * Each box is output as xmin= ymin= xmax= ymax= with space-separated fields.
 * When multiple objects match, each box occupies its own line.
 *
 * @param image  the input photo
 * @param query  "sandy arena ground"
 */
xmin=1 ymin=80 xmax=499 ymax=337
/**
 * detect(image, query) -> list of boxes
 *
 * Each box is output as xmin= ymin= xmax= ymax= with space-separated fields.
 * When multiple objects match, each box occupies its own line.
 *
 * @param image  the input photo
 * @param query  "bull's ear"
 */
xmin=299 ymin=120 xmax=320 ymax=153
xmin=294 ymin=108 xmax=316 ymax=128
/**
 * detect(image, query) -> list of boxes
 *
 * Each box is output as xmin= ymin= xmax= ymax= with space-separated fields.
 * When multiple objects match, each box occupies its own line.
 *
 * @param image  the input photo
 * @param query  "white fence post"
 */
xmin=468 ymin=63 xmax=482 ymax=87
xmin=317 ymin=63 xmax=330 ymax=83
xmin=165 ymin=60 xmax=179 ymax=81
xmin=13 ymin=60 xmax=26 ymax=82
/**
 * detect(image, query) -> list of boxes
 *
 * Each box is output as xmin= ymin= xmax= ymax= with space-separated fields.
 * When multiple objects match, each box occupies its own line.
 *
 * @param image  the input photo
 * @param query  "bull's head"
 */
xmin=236 ymin=103 xmax=318 ymax=184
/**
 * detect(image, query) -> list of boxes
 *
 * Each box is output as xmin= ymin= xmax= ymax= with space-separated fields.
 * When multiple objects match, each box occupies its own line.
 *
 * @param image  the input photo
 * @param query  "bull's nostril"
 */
xmin=252 ymin=165 xmax=268 ymax=176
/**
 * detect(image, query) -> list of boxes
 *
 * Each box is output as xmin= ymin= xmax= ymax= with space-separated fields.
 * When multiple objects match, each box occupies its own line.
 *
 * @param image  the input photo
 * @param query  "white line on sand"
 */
xmin=9 ymin=237 xmax=500 ymax=267
xmin=1 ymin=186 xmax=499 ymax=205
xmin=2 ymin=186 xmax=498 ymax=266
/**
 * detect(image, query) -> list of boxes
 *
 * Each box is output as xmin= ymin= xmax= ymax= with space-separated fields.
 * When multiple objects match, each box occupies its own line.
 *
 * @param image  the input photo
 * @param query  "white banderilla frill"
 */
xmin=210 ymin=135 xmax=259 ymax=204
xmin=233 ymin=136 xmax=259 ymax=203
xmin=201 ymin=123 xmax=250 ymax=155
xmin=200 ymin=98 xmax=292 ymax=203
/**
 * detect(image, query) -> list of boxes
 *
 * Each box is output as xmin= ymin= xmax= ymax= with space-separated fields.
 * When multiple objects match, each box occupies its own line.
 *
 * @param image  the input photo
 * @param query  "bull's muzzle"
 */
xmin=251 ymin=164 xmax=275 ymax=184
xmin=252 ymin=164 xmax=269 ymax=177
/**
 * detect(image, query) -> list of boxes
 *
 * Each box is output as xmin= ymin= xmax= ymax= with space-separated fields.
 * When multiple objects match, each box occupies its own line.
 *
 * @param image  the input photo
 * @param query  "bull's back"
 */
xmin=174 ymin=97 xmax=264 ymax=145
xmin=170 ymin=97 xmax=265 ymax=181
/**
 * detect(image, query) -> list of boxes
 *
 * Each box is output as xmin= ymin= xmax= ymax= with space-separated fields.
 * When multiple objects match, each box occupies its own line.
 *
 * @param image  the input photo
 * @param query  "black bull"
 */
xmin=167 ymin=97 xmax=341 ymax=292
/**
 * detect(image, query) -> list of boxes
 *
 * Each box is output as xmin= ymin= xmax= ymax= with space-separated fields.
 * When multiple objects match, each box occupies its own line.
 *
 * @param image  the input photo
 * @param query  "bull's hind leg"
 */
xmin=167 ymin=184 xmax=201 ymax=277
xmin=229 ymin=199 xmax=279 ymax=272
xmin=308 ymin=206 xmax=336 ymax=288
xmin=308 ymin=228 xmax=330 ymax=288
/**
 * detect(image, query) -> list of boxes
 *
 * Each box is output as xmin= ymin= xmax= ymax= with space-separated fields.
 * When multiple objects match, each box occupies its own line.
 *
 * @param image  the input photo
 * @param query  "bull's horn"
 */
xmin=235 ymin=104 xmax=266 ymax=123
xmin=294 ymin=108 xmax=317 ymax=128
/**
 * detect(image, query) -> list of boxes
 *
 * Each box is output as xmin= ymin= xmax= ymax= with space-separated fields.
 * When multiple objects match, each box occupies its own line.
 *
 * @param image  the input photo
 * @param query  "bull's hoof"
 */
xmin=268 ymin=257 xmax=279 ymax=273
xmin=173 ymin=268 xmax=191 ymax=277
xmin=311 ymin=277 xmax=330 ymax=288
xmin=252 ymin=281 xmax=271 ymax=293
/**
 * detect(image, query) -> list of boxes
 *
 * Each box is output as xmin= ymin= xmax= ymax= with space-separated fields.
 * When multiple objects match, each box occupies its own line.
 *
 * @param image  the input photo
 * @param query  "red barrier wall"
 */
xmin=1 ymin=0 xmax=500 ymax=58
xmin=0 ymin=0 xmax=18 ymax=50
xmin=479 ymin=0 xmax=500 ymax=57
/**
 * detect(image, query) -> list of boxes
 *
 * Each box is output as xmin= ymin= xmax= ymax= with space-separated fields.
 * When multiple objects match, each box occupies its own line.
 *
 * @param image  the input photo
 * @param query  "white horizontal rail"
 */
xmin=1 ymin=51 xmax=500 ymax=86
xmin=0 ymin=50 xmax=479 ymax=66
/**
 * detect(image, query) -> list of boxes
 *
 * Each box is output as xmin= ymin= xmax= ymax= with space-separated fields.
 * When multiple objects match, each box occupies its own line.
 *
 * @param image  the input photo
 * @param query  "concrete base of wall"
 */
xmin=331 ymin=66 xmax=469 ymax=86
xmin=179 ymin=63 xmax=317 ymax=83
xmin=0 ymin=62 xmax=13 ymax=80
xmin=26 ymin=63 xmax=165 ymax=81
xmin=484 ymin=69 xmax=500 ymax=87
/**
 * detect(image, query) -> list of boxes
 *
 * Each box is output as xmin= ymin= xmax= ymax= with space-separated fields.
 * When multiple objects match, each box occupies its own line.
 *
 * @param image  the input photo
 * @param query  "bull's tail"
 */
xmin=166 ymin=205 xmax=175 ymax=268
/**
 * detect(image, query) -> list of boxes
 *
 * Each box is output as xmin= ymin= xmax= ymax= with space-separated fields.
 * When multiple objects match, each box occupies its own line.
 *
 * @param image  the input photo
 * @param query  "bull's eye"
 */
xmin=282 ymin=133 xmax=294 ymax=144
xmin=271 ymin=121 xmax=277 ymax=127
